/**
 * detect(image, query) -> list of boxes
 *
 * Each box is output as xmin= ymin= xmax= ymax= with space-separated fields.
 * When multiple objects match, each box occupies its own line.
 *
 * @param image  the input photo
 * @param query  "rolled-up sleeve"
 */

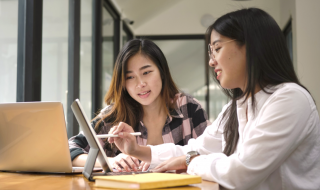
xmin=68 ymin=131 xmax=90 ymax=160
xmin=68 ymin=118 xmax=103 ymax=160
xmin=149 ymin=107 xmax=225 ymax=168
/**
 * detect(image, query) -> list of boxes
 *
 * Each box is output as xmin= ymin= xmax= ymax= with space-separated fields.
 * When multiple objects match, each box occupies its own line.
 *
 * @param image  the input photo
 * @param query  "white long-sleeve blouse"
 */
xmin=149 ymin=83 xmax=320 ymax=190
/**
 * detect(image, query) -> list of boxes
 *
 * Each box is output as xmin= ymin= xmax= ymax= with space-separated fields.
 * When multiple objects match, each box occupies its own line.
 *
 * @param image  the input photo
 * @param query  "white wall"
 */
xmin=281 ymin=0 xmax=320 ymax=114
xmin=295 ymin=0 xmax=320 ymax=112
xmin=114 ymin=0 xmax=281 ymax=35
xmin=0 ymin=0 xmax=18 ymax=103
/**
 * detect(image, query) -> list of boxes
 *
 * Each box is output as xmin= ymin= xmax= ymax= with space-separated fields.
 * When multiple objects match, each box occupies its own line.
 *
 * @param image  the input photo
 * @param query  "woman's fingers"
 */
xmin=119 ymin=154 xmax=138 ymax=172
xmin=151 ymin=156 xmax=187 ymax=173
xmin=112 ymin=154 xmax=140 ymax=172
xmin=109 ymin=125 xmax=116 ymax=134
xmin=139 ymin=161 xmax=144 ymax=170
xmin=151 ymin=162 xmax=167 ymax=173
xmin=113 ymin=158 xmax=130 ymax=172
xmin=112 ymin=162 xmax=123 ymax=172
xmin=139 ymin=161 xmax=150 ymax=171
xmin=108 ymin=122 xmax=134 ymax=144
xmin=131 ymin=157 xmax=140 ymax=170
xmin=118 ymin=158 xmax=131 ymax=172
xmin=107 ymin=125 xmax=117 ymax=143
xmin=113 ymin=122 xmax=134 ymax=134
xmin=125 ymin=157 xmax=138 ymax=172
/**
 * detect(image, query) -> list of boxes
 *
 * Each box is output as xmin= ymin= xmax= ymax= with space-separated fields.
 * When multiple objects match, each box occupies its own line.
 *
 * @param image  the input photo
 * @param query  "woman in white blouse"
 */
xmin=108 ymin=8 xmax=320 ymax=190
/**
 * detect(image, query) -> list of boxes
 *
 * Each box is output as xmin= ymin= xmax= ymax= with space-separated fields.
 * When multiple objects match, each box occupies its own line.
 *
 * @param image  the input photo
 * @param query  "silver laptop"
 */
xmin=0 ymin=101 xmax=98 ymax=173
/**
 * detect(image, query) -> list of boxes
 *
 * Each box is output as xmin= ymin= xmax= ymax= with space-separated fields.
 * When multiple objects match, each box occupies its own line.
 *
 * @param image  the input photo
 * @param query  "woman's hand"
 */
xmin=108 ymin=122 xmax=138 ymax=155
xmin=112 ymin=153 xmax=139 ymax=172
xmin=108 ymin=122 xmax=152 ymax=163
xmin=139 ymin=161 xmax=150 ymax=171
xmin=151 ymin=155 xmax=187 ymax=173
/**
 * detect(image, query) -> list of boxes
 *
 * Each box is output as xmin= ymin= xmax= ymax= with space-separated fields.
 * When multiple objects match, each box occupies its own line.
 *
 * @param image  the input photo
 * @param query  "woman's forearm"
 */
xmin=131 ymin=145 xmax=152 ymax=163
xmin=72 ymin=154 xmax=101 ymax=167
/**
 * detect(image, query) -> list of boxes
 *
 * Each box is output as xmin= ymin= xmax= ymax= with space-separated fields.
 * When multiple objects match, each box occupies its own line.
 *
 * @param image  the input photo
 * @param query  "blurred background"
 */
xmin=1 ymin=0 xmax=319 ymax=138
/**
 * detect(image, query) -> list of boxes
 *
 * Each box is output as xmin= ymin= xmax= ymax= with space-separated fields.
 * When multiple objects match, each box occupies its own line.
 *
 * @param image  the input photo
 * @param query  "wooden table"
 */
xmin=0 ymin=172 xmax=219 ymax=190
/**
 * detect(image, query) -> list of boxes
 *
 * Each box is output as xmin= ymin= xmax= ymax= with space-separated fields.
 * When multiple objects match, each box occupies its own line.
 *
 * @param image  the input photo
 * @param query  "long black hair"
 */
xmin=206 ymin=8 xmax=310 ymax=156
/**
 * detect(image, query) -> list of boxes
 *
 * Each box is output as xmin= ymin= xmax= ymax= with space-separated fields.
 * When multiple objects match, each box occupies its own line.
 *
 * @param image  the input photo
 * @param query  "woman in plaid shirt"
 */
xmin=69 ymin=39 xmax=210 ymax=171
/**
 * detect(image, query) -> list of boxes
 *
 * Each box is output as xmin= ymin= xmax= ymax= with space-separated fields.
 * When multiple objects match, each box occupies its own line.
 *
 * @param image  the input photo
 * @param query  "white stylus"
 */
xmin=96 ymin=132 xmax=141 ymax=138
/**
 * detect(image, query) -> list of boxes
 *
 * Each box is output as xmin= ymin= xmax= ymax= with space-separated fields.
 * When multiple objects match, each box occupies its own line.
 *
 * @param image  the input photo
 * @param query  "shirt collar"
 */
xmin=236 ymin=85 xmax=278 ymax=118
xmin=161 ymin=106 xmax=183 ymax=125
xmin=169 ymin=106 xmax=184 ymax=119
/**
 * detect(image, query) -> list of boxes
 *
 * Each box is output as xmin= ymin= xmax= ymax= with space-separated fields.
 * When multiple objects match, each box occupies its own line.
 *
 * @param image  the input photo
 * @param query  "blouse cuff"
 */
xmin=148 ymin=145 xmax=161 ymax=169
xmin=148 ymin=143 xmax=178 ymax=169
xmin=187 ymin=153 xmax=226 ymax=182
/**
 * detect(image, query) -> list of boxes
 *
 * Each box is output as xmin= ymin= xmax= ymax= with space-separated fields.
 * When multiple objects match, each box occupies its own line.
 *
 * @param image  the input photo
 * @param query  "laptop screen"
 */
xmin=0 ymin=102 xmax=73 ymax=173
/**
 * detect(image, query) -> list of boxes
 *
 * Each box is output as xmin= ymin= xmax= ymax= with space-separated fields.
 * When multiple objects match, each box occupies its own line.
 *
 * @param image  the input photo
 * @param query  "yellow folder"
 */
xmin=93 ymin=173 xmax=202 ymax=189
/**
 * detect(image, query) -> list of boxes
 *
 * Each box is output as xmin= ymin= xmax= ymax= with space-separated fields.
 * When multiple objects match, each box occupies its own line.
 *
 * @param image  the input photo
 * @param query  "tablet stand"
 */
xmin=71 ymin=100 xmax=112 ymax=181
xmin=82 ymin=147 xmax=99 ymax=181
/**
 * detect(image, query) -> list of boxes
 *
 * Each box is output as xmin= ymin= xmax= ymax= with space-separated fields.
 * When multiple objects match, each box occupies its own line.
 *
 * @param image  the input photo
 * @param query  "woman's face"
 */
xmin=209 ymin=30 xmax=247 ymax=90
xmin=125 ymin=53 xmax=163 ymax=107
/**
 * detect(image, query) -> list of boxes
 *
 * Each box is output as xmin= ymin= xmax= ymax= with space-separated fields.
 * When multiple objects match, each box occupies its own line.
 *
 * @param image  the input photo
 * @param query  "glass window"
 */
xmin=80 ymin=0 xmax=92 ymax=119
xmin=122 ymin=23 xmax=133 ymax=46
xmin=209 ymin=77 xmax=228 ymax=123
xmin=102 ymin=8 xmax=114 ymax=108
xmin=122 ymin=28 xmax=128 ymax=46
xmin=41 ymin=0 xmax=69 ymax=115
xmin=0 ymin=0 xmax=18 ymax=103
xmin=153 ymin=40 xmax=206 ymax=109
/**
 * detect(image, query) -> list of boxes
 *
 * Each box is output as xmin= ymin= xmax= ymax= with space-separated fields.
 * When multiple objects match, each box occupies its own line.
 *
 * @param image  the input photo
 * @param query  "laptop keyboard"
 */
xmin=106 ymin=170 xmax=152 ymax=176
